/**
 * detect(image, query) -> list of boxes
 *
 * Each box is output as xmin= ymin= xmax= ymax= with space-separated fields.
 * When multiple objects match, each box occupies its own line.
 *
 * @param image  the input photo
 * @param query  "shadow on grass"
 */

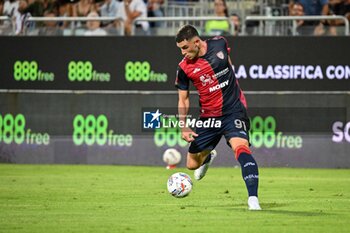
xmin=261 ymin=202 xmax=333 ymax=216
xmin=202 ymin=203 xmax=334 ymax=217
xmin=261 ymin=209 xmax=331 ymax=216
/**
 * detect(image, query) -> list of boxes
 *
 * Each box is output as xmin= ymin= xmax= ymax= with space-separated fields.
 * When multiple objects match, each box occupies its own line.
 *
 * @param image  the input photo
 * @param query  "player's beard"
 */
xmin=188 ymin=46 xmax=200 ymax=60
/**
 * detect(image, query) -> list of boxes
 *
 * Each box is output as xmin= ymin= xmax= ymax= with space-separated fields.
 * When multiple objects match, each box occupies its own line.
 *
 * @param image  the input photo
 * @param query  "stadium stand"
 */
xmin=0 ymin=0 xmax=349 ymax=36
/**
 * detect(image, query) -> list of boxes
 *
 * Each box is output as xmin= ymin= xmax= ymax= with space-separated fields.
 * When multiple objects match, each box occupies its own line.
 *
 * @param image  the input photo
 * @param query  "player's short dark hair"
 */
xmin=175 ymin=25 xmax=200 ymax=43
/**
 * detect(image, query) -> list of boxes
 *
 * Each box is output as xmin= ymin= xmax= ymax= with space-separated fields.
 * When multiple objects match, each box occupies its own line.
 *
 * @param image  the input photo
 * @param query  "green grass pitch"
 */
xmin=0 ymin=164 xmax=349 ymax=233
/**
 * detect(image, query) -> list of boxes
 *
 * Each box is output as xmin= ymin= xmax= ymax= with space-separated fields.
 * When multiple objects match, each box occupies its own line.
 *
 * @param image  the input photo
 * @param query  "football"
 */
xmin=162 ymin=148 xmax=181 ymax=166
xmin=167 ymin=172 xmax=193 ymax=198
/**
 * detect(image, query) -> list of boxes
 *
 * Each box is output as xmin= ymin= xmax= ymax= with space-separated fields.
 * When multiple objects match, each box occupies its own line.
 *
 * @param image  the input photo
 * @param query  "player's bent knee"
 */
xmin=186 ymin=153 xmax=201 ymax=170
xmin=186 ymin=161 xmax=200 ymax=170
xmin=186 ymin=163 xmax=200 ymax=170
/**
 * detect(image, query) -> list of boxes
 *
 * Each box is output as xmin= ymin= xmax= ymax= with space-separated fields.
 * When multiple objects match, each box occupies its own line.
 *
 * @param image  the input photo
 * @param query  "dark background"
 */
xmin=0 ymin=37 xmax=349 ymax=91
xmin=0 ymin=37 xmax=349 ymax=167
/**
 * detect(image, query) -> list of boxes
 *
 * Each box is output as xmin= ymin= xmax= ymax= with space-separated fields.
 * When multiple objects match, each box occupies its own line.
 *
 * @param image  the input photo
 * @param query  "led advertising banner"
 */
xmin=231 ymin=37 xmax=350 ymax=91
xmin=0 ymin=37 xmax=349 ymax=167
xmin=0 ymin=37 xmax=349 ymax=91
xmin=0 ymin=37 xmax=173 ymax=90
xmin=0 ymin=93 xmax=349 ymax=167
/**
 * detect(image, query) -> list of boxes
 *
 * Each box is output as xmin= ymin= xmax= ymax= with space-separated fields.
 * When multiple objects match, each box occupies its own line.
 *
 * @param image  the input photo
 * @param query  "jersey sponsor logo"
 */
xmin=193 ymin=68 xmax=201 ymax=74
xmin=216 ymin=51 xmax=224 ymax=60
xmin=200 ymin=74 xmax=214 ymax=86
xmin=209 ymin=80 xmax=229 ymax=92
xmin=214 ymin=67 xmax=229 ymax=78
xmin=199 ymin=67 xmax=230 ymax=87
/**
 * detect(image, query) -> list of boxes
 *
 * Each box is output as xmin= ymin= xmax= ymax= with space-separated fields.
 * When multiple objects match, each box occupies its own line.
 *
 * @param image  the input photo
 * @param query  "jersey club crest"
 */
xmin=216 ymin=51 xmax=224 ymax=59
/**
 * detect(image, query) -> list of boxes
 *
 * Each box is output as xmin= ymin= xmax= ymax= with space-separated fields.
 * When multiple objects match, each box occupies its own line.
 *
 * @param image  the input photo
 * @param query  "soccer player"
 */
xmin=175 ymin=25 xmax=261 ymax=210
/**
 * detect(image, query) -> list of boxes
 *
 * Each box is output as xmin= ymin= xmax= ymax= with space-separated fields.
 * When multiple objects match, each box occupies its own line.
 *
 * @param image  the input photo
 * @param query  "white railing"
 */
xmin=244 ymin=15 xmax=349 ymax=36
xmin=26 ymin=16 xmax=122 ymax=22
xmin=2 ymin=15 xmax=349 ymax=36
xmin=134 ymin=16 xmax=235 ymax=36
xmin=0 ymin=16 xmax=10 ymax=21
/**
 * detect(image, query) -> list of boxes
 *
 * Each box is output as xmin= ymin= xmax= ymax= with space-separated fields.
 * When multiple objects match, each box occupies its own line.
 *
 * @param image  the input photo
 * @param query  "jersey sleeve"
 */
xmin=213 ymin=36 xmax=231 ymax=54
xmin=222 ymin=37 xmax=231 ymax=54
xmin=175 ymin=66 xmax=190 ymax=90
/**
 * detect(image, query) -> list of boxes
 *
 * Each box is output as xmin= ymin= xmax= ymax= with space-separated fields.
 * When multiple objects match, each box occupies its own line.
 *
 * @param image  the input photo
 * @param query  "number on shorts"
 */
xmin=234 ymin=119 xmax=247 ymax=132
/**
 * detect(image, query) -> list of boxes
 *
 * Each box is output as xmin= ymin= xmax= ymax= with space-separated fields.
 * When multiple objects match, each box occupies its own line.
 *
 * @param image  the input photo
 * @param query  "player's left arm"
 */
xmin=222 ymin=37 xmax=233 ymax=67
xmin=226 ymin=41 xmax=248 ymax=108
xmin=228 ymin=55 xmax=237 ymax=74
xmin=228 ymin=56 xmax=233 ymax=66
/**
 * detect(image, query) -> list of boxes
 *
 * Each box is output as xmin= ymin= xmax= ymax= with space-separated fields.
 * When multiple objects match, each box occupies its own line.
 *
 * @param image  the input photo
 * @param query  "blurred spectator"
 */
xmin=72 ymin=0 xmax=96 ymax=26
xmin=14 ymin=0 xmax=30 ymax=34
xmin=98 ymin=0 xmax=119 ymax=27
xmin=0 ymin=0 xmax=4 ymax=15
xmin=293 ymin=0 xmax=329 ymax=35
xmin=147 ymin=0 xmax=164 ymax=28
xmin=344 ymin=0 xmax=350 ymax=36
xmin=38 ymin=9 xmax=63 ymax=35
xmin=289 ymin=1 xmax=304 ymax=27
xmin=288 ymin=1 xmax=313 ymax=35
xmin=230 ymin=13 xmax=241 ymax=35
xmin=23 ymin=0 xmax=46 ymax=17
xmin=326 ymin=0 xmax=350 ymax=35
xmin=18 ymin=0 xmax=56 ymax=34
xmin=0 ymin=0 xmax=6 ymax=33
xmin=345 ymin=0 xmax=350 ymax=22
xmin=2 ymin=0 xmax=19 ymax=17
xmin=0 ymin=0 xmax=3 ymax=14
xmin=329 ymin=0 xmax=344 ymax=16
xmin=73 ymin=0 xmax=95 ymax=17
xmin=54 ymin=0 xmax=73 ymax=28
xmin=244 ymin=8 xmax=260 ymax=35
xmin=115 ymin=0 xmax=149 ymax=36
xmin=0 ymin=0 xmax=18 ymax=33
xmin=205 ymin=0 xmax=230 ymax=36
xmin=295 ymin=0 xmax=329 ymax=15
xmin=84 ymin=10 xmax=107 ymax=35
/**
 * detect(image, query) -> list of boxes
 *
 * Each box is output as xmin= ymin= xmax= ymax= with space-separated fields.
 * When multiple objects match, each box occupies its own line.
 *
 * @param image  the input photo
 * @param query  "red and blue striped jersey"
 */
xmin=175 ymin=37 xmax=247 ymax=117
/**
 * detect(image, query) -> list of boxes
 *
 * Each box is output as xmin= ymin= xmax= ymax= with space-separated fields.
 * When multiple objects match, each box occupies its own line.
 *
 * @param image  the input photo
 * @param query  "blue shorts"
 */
xmin=188 ymin=110 xmax=250 ymax=154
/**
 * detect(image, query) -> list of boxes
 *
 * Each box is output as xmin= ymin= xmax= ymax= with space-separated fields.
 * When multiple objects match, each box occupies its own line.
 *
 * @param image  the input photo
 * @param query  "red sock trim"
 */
xmin=234 ymin=145 xmax=251 ymax=160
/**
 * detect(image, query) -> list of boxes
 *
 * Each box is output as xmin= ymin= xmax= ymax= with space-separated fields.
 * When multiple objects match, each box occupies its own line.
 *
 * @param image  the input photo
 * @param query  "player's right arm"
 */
xmin=175 ymin=65 xmax=198 ymax=142
xmin=178 ymin=90 xmax=197 ymax=142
